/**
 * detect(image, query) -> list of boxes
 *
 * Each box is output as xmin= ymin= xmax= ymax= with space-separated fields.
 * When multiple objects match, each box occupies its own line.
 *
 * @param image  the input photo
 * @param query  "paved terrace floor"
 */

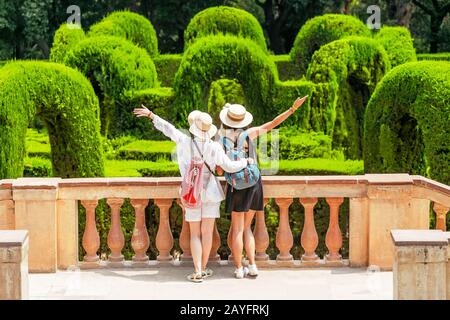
xmin=29 ymin=264 xmax=393 ymax=300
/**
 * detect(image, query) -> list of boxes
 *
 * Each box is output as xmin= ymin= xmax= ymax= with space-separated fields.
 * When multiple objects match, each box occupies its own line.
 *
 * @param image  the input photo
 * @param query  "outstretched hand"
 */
xmin=291 ymin=95 xmax=308 ymax=112
xmin=133 ymin=104 xmax=154 ymax=119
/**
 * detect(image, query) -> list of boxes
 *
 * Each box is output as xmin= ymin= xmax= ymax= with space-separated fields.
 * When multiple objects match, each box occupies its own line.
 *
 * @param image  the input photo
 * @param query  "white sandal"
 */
xmin=187 ymin=272 xmax=203 ymax=283
xmin=202 ymin=268 xmax=214 ymax=279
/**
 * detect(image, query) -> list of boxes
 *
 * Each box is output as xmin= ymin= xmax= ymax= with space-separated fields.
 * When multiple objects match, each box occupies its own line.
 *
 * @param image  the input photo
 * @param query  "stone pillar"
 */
xmin=80 ymin=200 xmax=100 ymax=265
xmin=254 ymin=198 xmax=269 ymax=261
xmin=57 ymin=200 xmax=78 ymax=270
xmin=106 ymin=198 xmax=125 ymax=264
xmin=391 ymin=229 xmax=448 ymax=300
xmin=367 ymin=177 xmax=430 ymax=270
xmin=300 ymin=197 xmax=319 ymax=263
xmin=325 ymin=197 xmax=344 ymax=263
xmin=154 ymin=199 xmax=174 ymax=262
xmin=0 ymin=230 xmax=29 ymax=300
xmin=434 ymin=203 xmax=449 ymax=232
xmin=177 ymin=200 xmax=192 ymax=262
xmin=130 ymin=199 xmax=150 ymax=263
xmin=12 ymin=178 xmax=60 ymax=273
xmin=349 ymin=197 xmax=369 ymax=267
xmin=275 ymin=198 xmax=293 ymax=263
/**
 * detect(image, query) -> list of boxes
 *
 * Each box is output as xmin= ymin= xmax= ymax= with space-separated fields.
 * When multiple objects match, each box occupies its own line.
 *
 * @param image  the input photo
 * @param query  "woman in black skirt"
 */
xmin=217 ymin=96 xmax=308 ymax=279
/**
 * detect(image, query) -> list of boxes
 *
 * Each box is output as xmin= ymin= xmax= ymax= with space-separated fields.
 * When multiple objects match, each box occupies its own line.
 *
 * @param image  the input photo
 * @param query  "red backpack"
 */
xmin=179 ymin=139 xmax=205 ymax=208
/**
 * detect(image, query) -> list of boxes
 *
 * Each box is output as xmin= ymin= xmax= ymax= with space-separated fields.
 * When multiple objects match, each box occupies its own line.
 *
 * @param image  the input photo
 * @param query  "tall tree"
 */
xmin=412 ymin=0 xmax=450 ymax=52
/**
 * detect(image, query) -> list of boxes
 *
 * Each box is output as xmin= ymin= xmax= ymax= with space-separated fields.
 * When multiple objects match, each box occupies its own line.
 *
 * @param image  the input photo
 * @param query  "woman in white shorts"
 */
xmin=133 ymin=106 xmax=251 ymax=283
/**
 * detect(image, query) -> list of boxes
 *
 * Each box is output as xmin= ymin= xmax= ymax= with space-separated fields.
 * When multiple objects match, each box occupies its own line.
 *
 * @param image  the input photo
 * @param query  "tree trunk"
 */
xmin=395 ymin=0 xmax=415 ymax=27
xmin=430 ymin=15 xmax=442 ymax=53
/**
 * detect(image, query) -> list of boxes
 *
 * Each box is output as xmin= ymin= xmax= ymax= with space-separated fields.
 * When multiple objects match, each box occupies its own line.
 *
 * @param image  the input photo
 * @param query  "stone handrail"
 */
xmin=0 ymin=174 xmax=449 ymax=272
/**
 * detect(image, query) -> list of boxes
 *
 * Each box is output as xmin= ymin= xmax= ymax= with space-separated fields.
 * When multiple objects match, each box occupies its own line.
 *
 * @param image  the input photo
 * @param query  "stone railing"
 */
xmin=0 ymin=174 xmax=449 ymax=273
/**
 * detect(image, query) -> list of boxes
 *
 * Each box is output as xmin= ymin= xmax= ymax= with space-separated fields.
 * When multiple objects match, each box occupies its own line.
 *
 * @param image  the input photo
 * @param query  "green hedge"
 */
xmin=64 ymin=36 xmax=158 ymax=137
xmin=271 ymin=55 xmax=302 ymax=81
xmin=374 ymin=26 xmax=416 ymax=68
xmin=307 ymin=36 xmax=391 ymax=160
xmin=49 ymin=23 xmax=86 ymax=63
xmin=184 ymin=6 xmax=266 ymax=51
xmin=153 ymin=54 xmax=182 ymax=87
xmin=123 ymin=87 xmax=175 ymax=139
xmin=0 ymin=61 xmax=104 ymax=178
xmin=290 ymin=14 xmax=371 ymax=75
xmin=88 ymin=11 xmax=158 ymax=57
xmin=173 ymin=35 xmax=278 ymax=126
xmin=364 ymin=61 xmax=450 ymax=185
xmin=207 ymin=78 xmax=247 ymax=124
xmin=118 ymin=140 xmax=175 ymax=161
xmin=417 ymin=53 xmax=450 ymax=61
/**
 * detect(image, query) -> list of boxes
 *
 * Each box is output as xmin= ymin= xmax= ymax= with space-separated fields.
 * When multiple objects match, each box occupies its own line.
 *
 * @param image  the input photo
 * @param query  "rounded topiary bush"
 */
xmin=184 ymin=6 xmax=266 ymax=51
xmin=290 ymin=14 xmax=371 ymax=75
xmin=307 ymin=36 xmax=391 ymax=159
xmin=0 ymin=61 xmax=104 ymax=179
xmin=375 ymin=26 xmax=416 ymax=68
xmin=88 ymin=11 xmax=158 ymax=57
xmin=364 ymin=61 xmax=450 ymax=185
xmin=64 ymin=36 xmax=158 ymax=136
xmin=173 ymin=35 xmax=278 ymax=126
xmin=207 ymin=78 xmax=247 ymax=124
xmin=50 ymin=23 xmax=86 ymax=63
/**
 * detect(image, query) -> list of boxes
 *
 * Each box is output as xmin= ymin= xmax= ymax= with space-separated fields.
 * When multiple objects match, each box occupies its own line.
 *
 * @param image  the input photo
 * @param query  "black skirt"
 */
xmin=224 ymin=177 xmax=264 ymax=213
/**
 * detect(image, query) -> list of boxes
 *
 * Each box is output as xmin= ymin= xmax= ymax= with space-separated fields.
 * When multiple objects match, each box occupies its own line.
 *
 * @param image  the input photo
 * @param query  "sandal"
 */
xmin=201 ymin=268 xmax=214 ymax=279
xmin=187 ymin=272 xmax=203 ymax=283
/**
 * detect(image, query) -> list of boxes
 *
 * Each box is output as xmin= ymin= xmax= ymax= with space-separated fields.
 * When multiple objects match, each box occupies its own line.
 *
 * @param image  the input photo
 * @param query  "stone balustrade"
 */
xmin=0 ymin=174 xmax=449 ymax=273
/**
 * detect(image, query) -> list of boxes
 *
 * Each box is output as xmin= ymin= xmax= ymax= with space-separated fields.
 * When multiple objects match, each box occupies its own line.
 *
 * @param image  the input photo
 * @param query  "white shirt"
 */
xmin=152 ymin=115 xmax=247 ymax=189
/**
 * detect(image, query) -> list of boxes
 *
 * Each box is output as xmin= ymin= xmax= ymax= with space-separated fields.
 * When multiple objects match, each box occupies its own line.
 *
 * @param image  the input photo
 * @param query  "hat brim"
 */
xmin=189 ymin=123 xmax=217 ymax=140
xmin=219 ymin=108 xmax=253 ymax=128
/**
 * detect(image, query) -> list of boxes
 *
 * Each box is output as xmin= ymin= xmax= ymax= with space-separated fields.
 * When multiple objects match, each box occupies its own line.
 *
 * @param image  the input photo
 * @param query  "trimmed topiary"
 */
xmin=184 ymin=6 xmax=266 ymax=51
xmin=272 ymin=55 xmax=303 ymax=81
xmin=417 ymin=53 xmax=450 ymax=61
xmin=374 ymin=26 xmax=416 ymax=68
xmin=88 ymin=11 xmax=158 ymax=57
xmin=290 ymin=14 xmax=371 ymax=75
xmin=122 ymin=87 xmax=175 ymax=139
xmin=0 ymin=61 xmax=104 ymax=178
xmin=207 ymin=79 xmax=247 ymax=124
xmin=364 ymin=61 xmax=450 ymax=185
xmin=153 ymin=54 xmax=182 ymax=87
xmin=173 ymin=35 xmax=278 ymax=126
xmin=307 ymin=36 xmax=391 ymax=159
xmin=49 ymin=23 xmax=86 ymax=63
xmin=64 ymin=36 xmax=158 ymax=137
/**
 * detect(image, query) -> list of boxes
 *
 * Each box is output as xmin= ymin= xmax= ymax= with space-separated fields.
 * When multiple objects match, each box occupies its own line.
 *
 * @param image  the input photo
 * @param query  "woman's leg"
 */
xmin=200 ymin=218 xmax=215 ymax=271
xmin=243 ymin=210 xmax=256 ymax=265
xmin=189 ymin=221 xmax=202 ymax=274
xmin=231 ymin=211 xmax=245 ymax=268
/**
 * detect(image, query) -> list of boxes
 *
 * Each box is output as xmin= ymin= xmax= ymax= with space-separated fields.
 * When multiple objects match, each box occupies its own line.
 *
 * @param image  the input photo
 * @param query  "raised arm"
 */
xmin=133 ymin=105 xmax=186 ymax=144
xmin=248 ymin=96 xmax=308 ymax=140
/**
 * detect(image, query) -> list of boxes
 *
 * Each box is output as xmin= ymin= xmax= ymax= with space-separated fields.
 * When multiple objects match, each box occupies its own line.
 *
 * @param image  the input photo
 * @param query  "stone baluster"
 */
xmin=154 ymin=199 xmax=174 ymax=261
xmin=209 ymin=221 xmax=221 ymax=261
xmin=325 ymin=197 xmax=344 ymax=263
xmin=300 ymin=197 xmax=319 ymax=263
xmin=130 ymin=199 xmax=150 ymax=262
xmin=106 ymin=198 xmax=125 ymax=263
xmin=81 ymin=200 xmax=100 ymax=263
xmin=227 ymin=224 xmax=233 ymax=261
xmin=434 ymin=202 xmax=449 ymax=232
xmin=254 ymin=198 xmax=270 ymax=261
xmin=177 ymin=200 xmax=191 ymax=261
xmin=275 ymin=198 xmax=294 ymax=262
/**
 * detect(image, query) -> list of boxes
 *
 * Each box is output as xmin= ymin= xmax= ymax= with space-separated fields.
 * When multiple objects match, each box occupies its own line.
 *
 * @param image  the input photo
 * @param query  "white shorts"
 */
xmin=184 ymin=202 xmax=220 ymax=222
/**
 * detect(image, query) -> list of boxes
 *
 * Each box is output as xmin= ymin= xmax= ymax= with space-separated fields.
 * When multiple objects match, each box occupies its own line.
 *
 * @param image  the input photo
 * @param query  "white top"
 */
xmin=152 ymin=115 xmax=247 ymax=199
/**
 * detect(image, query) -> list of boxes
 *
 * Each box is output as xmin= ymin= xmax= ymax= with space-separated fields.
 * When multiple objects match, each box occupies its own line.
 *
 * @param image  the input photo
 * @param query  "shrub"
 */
xmin=0 ymin=61 xmax=104 ymax=178
xmin=272 ymin=55 xmax=302 ymax=81
xmin=173 ymin=35 xmax=278 ymax=127
xmin=123 ymin=87 xmax=175 ymax=139
xmin=184 ymin=6 xmax=266 ymax=51
xmin=290 ymin=14 xmax=371 ymax=75
xmin=23 ymin=157 xmax=52 ymax=177
xmin=307 ymin=36 xmax=391 ymax=159
xmin=117 ymin=140 xmax=175 ymax=161
xmin=364 ymin=61 xmax=450 ymax=185
xmin=374 ymin=26 xmax=416 ymax=68
xmin=49 ymin=23 xmax=85 ymax=63
xmin=64 ymin=36 xmax=158 ymax=137
xmin=207 ymin=78 xmax=247 ymax=124
xmin=272 ymin=80 xmax=315 ymax=129
xmin=417 ymin=53 xmax=450 ymax=61
xmin=25 ymin=128 xmax=51 ymax=159
xmin=153 ymin=54 xmax=182 ymax=87
xmin=88 ymin=11 xmax=158 ymax=57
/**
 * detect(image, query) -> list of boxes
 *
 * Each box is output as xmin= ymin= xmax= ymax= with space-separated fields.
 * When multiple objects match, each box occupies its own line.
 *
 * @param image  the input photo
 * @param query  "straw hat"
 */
xmin=189 ymin=112 xmax=217 ymax=140
xmin=219 ymin=103 xmax=253 ymax=128
xmin=188 ymin=110 xmax=202 ymax=126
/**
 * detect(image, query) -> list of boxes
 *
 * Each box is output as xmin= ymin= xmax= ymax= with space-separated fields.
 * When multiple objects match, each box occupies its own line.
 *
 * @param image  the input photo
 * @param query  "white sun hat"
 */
xmin=188 ymin=110 xmax=202 ymax=126
xmin=219 ymin=103 xmax=253 ymax=128
xmin=189 ymin=112 xmax=217 ymax=140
